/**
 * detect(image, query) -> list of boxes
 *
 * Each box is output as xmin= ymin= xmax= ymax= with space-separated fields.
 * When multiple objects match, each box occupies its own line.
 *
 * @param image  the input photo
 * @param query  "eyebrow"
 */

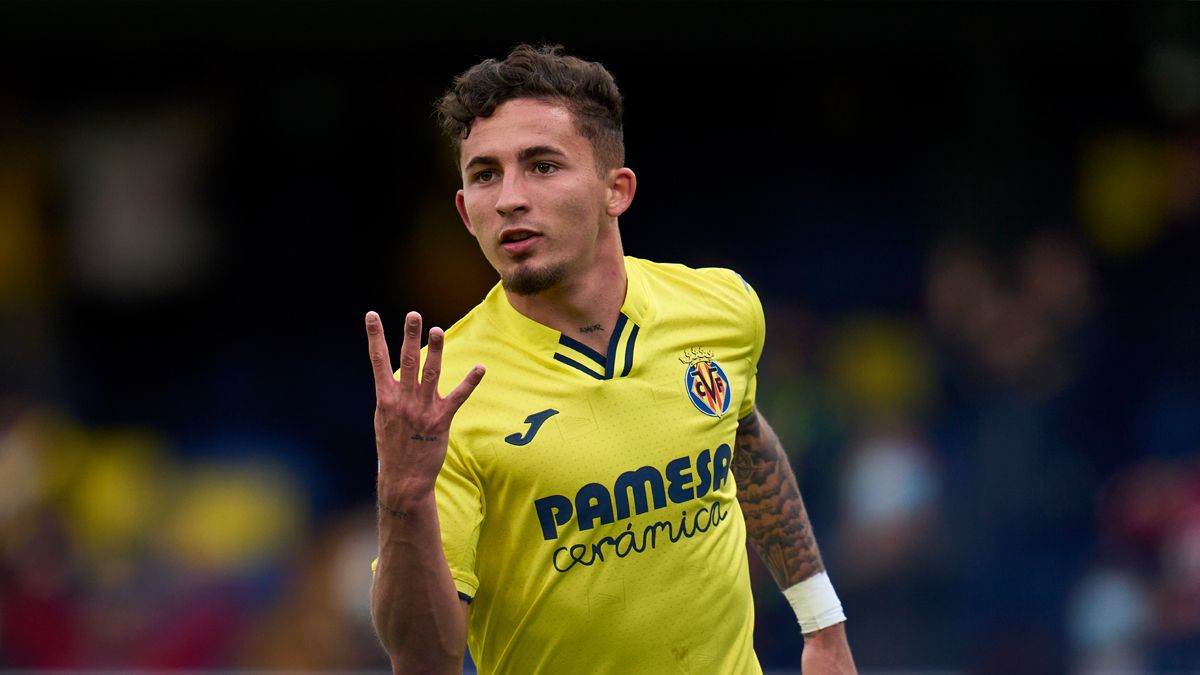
xmin=517 ymin=145 xmax=567 ymax=162
xmin=463 ymin=145 xmax=568 ymax=172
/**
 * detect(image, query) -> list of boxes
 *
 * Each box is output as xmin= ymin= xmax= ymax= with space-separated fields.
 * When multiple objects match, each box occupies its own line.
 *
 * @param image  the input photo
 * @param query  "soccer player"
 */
xmin=367 ymin=44 xmax=856 ymax=675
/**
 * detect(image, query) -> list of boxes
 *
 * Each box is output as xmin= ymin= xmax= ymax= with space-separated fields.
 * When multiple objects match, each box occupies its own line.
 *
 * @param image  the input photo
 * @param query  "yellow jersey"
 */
xmin=425 ymin=256 xmax=765 ymax=674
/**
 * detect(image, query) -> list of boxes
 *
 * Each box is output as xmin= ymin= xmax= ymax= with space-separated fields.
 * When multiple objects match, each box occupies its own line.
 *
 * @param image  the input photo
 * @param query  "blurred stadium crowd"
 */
xmin=1 ymin=3 xmax=1199 ymax=674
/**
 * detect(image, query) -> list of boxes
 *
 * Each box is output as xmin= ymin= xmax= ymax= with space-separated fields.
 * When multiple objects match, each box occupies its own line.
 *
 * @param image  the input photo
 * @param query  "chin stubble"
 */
xmin=501 ymin=264 xmax=567 ymax=296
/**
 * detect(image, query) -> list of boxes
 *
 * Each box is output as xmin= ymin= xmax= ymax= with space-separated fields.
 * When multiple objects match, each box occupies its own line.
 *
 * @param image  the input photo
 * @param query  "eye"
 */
xmin=532 ymin=162 xmax=558 ymax=175
xmin=473 ymin=169 xmax=497 ymax=184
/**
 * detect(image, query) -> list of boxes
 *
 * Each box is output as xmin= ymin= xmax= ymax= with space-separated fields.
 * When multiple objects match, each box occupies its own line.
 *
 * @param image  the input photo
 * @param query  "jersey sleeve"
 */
xmin=435 ymin=437 xmax=484 ymax=601
xmin=734 ymin=271 xmax=766 ymax=420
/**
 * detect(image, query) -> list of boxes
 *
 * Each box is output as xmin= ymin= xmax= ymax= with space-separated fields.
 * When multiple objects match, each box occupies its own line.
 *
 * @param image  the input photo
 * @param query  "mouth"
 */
xmin=499 ymin=228 xmax=542 ymax=253
xmin=500 ymin=228 xmax=540 ymax=243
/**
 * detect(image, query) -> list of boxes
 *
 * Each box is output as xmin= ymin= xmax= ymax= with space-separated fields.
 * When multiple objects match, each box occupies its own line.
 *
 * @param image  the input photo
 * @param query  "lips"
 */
xmin=499 ymin=228 xmax=542 ymax=254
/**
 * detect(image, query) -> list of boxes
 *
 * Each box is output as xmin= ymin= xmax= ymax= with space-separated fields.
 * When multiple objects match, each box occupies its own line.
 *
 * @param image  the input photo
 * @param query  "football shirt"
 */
xmin=427 ymin=256 xmax=766 ymax=674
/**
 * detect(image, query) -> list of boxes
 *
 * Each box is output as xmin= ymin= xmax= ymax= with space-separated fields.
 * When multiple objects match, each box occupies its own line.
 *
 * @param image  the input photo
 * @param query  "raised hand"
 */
xmin=366 ymin=310 xmax=485 ymax=502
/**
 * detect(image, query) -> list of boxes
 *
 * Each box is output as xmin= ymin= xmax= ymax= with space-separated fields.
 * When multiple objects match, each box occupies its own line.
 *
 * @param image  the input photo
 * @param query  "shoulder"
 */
xmin=419 ymin=284 xmax=506 ymax=373
xmin=629 ymin=256 xmax=760 ymax=312
xmin=442 ymin=297 xmax=493 ymax=346
xmin=444 ymin=278 xmax=521 ymax=341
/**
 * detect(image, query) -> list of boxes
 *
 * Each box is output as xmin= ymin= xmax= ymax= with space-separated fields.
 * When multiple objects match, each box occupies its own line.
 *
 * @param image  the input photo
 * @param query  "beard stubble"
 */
xmin=501 ymin=262 xmax=567 ymax=296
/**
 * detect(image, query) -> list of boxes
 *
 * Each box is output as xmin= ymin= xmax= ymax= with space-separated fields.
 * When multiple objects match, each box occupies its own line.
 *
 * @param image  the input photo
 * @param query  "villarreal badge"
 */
xmin=680 ymin=347 xmax=732 ymax=417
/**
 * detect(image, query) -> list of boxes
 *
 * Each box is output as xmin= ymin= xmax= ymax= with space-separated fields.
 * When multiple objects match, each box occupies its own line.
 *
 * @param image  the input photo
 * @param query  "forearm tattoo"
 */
xmin=732 ymin=410 xmax=825 ymax=588
xmin=377 ymin=497 xmax=411 ymax=520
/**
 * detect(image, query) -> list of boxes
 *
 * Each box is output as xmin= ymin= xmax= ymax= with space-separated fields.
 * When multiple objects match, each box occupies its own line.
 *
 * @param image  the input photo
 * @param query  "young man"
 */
xmin=367 ymin=44 xmax=856 ymax=674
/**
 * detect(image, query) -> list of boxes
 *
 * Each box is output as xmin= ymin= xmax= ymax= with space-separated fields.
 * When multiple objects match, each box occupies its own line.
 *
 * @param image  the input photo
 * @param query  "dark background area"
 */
xmin=1 ymin=2 xmax=1198 ymax=673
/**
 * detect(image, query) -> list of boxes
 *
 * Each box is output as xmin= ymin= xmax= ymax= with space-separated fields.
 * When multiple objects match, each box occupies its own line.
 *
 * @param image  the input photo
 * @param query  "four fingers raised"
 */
xmin=366 ymin=310 xmax=485 ymax=409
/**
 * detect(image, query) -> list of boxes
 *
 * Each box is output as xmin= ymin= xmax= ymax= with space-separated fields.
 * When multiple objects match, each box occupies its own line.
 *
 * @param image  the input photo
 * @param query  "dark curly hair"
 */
xmin=436 ymin=44 xmax=625 ymax=172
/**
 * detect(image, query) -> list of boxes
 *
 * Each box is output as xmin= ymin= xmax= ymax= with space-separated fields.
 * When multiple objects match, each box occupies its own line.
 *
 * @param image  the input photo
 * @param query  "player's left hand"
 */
xmin=801 ymin=622 xmax=857 ymax=674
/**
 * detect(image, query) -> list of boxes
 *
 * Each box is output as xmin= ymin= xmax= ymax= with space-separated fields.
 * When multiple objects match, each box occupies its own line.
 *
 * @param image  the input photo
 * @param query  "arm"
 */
xmin=733 ymin=408 xmax=857 ymax=674
xmin=373 ymin=495 xmax=469 ymax=675
xmin=366 ymin=311 xmax=484 ymax=675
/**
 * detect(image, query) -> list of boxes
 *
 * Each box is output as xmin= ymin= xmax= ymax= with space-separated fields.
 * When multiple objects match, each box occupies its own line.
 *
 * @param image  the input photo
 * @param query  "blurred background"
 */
xmin=1 ymin=2 xmax=1198 ymax=673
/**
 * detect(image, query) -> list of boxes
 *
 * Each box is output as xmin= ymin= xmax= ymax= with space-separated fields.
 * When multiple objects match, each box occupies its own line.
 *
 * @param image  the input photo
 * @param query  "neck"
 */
xmin=505 ymin=232 xmax=627 ymax=352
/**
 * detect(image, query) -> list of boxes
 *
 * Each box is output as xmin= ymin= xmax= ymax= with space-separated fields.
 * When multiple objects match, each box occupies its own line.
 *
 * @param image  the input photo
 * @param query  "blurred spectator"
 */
xmin=233 ymin=508 xmax=385 ymax=670
xmin=60 ymin=105 xmax=218 ymax=302
xmin=922 ymin=228 xmax=1122 ymax=673
xmin=1091 ymin=459 xmax=1200 ymax=671
xmin=0 ymin=407 xmax=307 ymax=669
xmin=1068 ymin=566 xmax=1152 ymax=675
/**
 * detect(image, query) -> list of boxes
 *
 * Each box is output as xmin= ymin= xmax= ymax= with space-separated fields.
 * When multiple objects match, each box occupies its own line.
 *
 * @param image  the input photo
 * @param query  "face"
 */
xmin=455 ymin=98 xmax=633 ymax=296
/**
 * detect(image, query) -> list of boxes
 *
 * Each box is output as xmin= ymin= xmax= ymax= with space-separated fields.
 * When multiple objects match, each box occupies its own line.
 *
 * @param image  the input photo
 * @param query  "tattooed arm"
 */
xmin=733 ymin=408 xmax=857 ymax=674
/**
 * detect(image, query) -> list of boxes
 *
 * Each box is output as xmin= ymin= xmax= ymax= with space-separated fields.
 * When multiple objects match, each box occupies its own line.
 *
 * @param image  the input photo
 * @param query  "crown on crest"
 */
xmin=679 ymin=347 xmax=715 ymax=366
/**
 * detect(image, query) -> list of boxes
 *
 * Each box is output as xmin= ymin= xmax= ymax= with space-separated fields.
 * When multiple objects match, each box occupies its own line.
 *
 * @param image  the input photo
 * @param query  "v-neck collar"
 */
xmin=482 ymin=256 xmax=654 ymax=380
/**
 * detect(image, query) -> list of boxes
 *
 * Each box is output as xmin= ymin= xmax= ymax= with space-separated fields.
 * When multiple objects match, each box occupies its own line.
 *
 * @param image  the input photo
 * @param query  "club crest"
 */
xmin=680 ymin=348 xmax=732 ymax=417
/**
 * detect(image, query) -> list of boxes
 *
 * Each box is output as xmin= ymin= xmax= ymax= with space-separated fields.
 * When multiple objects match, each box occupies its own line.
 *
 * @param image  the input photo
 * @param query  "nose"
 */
xmin=495 ymin=172 xmax=529 ymax=218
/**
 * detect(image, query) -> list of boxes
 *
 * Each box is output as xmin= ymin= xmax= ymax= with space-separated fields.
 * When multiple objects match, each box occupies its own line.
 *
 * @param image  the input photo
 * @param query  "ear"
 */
xmin=455 ymin=189 xmax=476 ymax=236
xmin=605 ymin=168 xmax=637 ymax=218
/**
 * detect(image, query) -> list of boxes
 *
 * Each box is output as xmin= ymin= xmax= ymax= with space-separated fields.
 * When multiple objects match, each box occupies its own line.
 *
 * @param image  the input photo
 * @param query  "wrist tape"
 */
xmin=782 ymin=572 xmax=846 ymax=633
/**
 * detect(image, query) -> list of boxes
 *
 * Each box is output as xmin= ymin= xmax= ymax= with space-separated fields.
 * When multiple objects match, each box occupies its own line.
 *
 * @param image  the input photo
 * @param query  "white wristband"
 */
xmin=782 ymin=572 xmax=846 ymax=633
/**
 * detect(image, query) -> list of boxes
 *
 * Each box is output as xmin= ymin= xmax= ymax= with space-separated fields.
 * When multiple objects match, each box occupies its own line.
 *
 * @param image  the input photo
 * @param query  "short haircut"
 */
xmin=436 ymin=44 xmax=625 ymax=172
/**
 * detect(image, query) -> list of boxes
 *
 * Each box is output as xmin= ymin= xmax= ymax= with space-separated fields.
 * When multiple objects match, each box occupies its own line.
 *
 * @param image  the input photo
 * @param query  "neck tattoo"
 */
xmin=579 ymin=324 xmax=603 ymax=334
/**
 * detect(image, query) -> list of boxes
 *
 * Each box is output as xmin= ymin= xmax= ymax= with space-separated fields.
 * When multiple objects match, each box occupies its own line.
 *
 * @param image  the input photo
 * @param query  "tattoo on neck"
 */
xmin=377 ymin=498 xmax=410 ymax=520
xmin=579 ymin=324 xmax=603 ymax=334
xmin=410 ymin=433 xmax=439 ymax=442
